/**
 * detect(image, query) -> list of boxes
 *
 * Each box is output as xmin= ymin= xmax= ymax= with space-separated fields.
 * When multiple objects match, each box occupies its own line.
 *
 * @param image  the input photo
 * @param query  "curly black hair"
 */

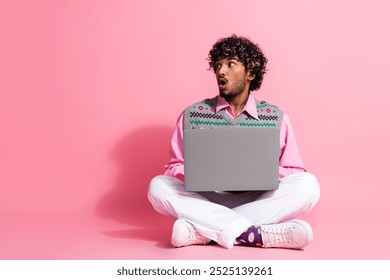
xmin=207 ymin=34 xmax=268 ymax=91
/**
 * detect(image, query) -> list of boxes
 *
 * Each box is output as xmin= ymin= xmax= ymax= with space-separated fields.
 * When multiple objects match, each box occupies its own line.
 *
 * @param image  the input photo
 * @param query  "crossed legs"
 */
xmin=147 ymin=172 xmax=320 ymax=249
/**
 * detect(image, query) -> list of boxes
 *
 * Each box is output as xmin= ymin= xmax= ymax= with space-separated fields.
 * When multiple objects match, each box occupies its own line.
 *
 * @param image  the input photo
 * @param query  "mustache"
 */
xmin=218 ymin=77 xmax=228 ymax=84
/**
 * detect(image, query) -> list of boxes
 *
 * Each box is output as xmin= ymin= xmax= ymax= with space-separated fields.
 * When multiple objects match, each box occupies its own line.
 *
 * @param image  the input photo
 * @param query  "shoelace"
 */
xmin=263 ymin=226 xmax=295 ymax=245
xmin=186 ymin=224 xmax=207 ymax=243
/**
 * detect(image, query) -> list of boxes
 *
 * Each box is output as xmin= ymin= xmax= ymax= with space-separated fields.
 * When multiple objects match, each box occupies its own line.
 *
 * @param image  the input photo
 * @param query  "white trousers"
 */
xmin=148 ymin=172 xmax=320 ymax=248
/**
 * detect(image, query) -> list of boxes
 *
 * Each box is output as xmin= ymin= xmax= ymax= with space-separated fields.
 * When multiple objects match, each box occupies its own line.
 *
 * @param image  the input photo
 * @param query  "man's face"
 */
xmin=214 ymin=57 xmax=253 ymax=100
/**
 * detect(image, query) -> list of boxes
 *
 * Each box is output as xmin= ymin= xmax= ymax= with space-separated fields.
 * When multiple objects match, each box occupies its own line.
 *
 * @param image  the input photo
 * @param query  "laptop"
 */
xmin=184 ymin=127 xmax=280 ymax=192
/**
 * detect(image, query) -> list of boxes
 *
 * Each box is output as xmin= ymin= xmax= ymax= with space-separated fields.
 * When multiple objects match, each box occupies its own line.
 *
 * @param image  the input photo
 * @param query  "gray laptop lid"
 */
xmin=184 ymin=127 xmax=280 ymax=192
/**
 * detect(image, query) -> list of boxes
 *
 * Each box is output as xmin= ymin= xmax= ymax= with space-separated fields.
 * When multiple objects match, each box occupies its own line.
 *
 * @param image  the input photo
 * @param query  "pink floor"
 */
xmin=1 ymin=182 xmax=389 ymax=260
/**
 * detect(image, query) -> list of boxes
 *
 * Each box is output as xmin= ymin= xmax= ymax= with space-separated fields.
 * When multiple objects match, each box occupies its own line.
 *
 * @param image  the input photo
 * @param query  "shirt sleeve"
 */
xmin=164 ymin=111 xmax=185 ymax=182
xmin=278 ymin=113 xmax=307 ymax=178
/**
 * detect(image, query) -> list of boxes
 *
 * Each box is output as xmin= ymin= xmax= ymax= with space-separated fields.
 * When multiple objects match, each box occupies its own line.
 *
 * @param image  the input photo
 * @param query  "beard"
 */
xmin=219 ymin=79 xmax=248 ymax=101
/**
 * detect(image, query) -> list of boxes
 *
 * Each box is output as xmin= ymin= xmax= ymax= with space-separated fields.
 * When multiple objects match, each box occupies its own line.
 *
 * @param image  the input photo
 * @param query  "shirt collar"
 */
xmin=216 ymin=94 xmax=259 ymax=120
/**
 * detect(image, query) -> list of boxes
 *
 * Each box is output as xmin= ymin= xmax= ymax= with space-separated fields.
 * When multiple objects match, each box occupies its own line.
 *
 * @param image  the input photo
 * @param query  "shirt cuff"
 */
xmin=164 ymin=165 xmax=185 ymax=182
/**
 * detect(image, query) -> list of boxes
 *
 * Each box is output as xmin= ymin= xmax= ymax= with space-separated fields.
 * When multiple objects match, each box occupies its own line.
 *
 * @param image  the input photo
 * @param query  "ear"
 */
xmin=247 ymin=71 xmax=255 ymax=81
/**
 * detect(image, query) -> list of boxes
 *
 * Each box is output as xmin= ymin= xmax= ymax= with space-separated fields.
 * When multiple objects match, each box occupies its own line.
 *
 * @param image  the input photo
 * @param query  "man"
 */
xmin=148 ymin=34 xmax=320 ymax=249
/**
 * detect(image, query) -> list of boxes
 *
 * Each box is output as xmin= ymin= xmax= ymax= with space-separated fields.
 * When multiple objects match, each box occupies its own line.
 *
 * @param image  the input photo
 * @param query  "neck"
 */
xmin=225 ymin=91 xmax=250 ymax=116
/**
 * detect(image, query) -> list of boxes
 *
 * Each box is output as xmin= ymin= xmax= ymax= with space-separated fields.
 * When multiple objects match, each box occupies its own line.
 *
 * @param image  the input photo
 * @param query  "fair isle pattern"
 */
xmin=189 ymin=120 xmax=231 ymax=126
xmin=239 ymin=122 xmax=276 ymax=127
xmin=184 ymin=96 xmax=283 ymax=130
xmin=189 ymin=112 xmax=224 ymax=119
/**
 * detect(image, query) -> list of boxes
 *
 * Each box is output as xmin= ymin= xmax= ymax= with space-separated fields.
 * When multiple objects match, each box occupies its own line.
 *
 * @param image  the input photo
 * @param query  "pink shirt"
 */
xmin=164 ymin=94 xmax=306 ymax=182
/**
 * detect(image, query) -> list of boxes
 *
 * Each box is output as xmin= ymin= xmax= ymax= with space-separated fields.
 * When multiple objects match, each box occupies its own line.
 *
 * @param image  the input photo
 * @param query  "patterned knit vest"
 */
xmin=184 ymin=96 xmax=284 ymax=130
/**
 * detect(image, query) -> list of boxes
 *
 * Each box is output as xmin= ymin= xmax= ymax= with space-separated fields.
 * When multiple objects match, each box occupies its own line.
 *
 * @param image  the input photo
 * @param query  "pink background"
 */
xmin=1 ymin=0 xmax=389 ymax=259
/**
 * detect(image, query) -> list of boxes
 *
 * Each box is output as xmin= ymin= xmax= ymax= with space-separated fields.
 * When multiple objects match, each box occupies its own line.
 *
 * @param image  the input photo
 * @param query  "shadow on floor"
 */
xmin=96 ymin=125 xmax=174 ymax=244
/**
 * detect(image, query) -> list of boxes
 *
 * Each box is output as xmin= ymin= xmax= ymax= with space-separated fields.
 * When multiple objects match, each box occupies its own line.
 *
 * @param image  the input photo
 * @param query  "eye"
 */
xmin=214 ymin=63 xmax=221 ymax=71
xmin=228 ymin=61 xmax=236 ymax=67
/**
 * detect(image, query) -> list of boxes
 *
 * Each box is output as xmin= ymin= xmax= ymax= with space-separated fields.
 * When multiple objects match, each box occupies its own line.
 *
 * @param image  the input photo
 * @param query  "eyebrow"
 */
xmin=216 ymin=57 xmax=239 ymax=63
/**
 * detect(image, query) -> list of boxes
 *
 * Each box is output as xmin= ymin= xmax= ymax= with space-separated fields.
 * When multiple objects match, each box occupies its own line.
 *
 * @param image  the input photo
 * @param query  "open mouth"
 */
xmin=218 ymin=78 xmax=228 ymax=88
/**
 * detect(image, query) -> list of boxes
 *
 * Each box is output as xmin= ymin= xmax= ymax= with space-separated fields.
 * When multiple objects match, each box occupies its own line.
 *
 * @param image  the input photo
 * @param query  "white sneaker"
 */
xmin=260 ymin=220 xmax=313 ymax=249
xmin=171 ymin=219 xmax=211 ymax=247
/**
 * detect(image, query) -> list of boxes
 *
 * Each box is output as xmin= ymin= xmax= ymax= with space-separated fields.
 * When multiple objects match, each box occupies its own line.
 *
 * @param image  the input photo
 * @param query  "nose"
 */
xmin=216 ymin=64 xmax=227 ymax=76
